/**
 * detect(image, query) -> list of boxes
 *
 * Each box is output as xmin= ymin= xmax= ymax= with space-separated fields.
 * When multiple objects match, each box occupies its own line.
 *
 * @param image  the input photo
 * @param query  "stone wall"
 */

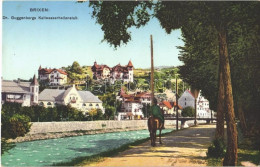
xmin=28 ymin=120 xmax=175 ymax=135
xmin=8 ymin=120 xmax=204 ymax=143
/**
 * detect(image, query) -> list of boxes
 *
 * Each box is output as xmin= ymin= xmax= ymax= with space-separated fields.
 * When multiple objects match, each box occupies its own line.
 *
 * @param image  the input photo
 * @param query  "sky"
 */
xmin=2 ymin=1 xmax=184 ymax=80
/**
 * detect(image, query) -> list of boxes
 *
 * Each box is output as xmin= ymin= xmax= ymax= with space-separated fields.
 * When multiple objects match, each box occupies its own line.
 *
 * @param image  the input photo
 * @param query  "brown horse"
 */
xmin=148 ymin=116 xmax=163 ymax=147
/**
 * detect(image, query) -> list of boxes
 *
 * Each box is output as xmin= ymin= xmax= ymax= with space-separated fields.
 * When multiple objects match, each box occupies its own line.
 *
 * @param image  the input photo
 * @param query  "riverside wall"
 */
xmin=8 ymin=120 xmax=180 ymax=143
xmin=8 ymin=120 xmax=206 ymax=143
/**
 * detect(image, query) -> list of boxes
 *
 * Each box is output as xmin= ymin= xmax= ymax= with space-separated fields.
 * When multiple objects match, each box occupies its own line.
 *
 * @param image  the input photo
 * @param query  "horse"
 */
xmin=148 ymin=116 xmax=163 ymax=147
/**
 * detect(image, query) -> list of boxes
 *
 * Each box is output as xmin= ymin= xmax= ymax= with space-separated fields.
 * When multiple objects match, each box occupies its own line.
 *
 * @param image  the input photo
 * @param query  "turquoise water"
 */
xmin=1 ymin=129 xmax=173 ymax=166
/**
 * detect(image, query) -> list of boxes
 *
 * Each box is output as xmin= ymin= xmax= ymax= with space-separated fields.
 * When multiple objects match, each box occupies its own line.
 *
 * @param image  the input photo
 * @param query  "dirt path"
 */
xmin=87 ymin=124 xmax=216 ymax=166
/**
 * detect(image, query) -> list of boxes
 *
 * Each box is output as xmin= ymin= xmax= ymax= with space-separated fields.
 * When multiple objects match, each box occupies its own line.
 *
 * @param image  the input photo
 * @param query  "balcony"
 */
xmin=6 ymin=99 xmax=23 ymax=103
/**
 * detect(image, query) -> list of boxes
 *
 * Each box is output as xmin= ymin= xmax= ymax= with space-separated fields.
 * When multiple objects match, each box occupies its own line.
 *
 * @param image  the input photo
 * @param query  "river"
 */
xmin=1 ymin=129 xmax=173 ymax=166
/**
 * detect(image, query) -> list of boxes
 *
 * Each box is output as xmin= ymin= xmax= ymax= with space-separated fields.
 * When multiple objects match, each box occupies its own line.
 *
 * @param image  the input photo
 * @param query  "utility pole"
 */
xmin=191 ymin=88 xmax=200 ymax=126
xmin=150 ymin=35 xmax=154 ymax=105
xmin=176 ymin=76 xmax=179 ymax=131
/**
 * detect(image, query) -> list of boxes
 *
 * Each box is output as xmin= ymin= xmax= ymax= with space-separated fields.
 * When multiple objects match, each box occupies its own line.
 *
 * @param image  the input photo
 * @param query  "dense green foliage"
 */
xmin=64 ymin=61 xmax=88 ymax=84
xmin=181 ymin=107 xmax=195 ymax=117
xmin=1 ymin=102 xmax=99 ymax=122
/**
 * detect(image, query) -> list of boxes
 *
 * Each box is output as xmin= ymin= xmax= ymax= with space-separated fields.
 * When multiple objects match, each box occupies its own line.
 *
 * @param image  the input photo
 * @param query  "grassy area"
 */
xmin=206 ymin=139 xmax=260 ymax=166
xmin=53 ymin=130 xmax=174 ymax=166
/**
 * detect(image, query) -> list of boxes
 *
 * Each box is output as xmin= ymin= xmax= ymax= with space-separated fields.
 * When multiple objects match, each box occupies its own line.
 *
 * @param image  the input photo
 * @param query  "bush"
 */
xmin=207 ymin=138 xmax=226 ymax=158
xmin=2 ymin=114 xmax=31 ymax=139
xmin=181 ymin=106 xmax=195 ymax=117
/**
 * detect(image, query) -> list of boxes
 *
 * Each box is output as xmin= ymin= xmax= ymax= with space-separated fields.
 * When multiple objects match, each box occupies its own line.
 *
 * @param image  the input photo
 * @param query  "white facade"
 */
xmin=39 ymin=85 xmax=104 ymax=114
xmin=49 ymin=70 xmax=67 ymax=85
xmin=197 ymin=92 xmax=211 ymax=117
xmin=178 ymin=90 xmax=211 ymax=117
xmin=178 ymin=90 xmax=195 ymax=109
xmin=118 ymin=101 xmax=143 ymax=120
xmin=38 ymin=67 xmax=67 ymax=86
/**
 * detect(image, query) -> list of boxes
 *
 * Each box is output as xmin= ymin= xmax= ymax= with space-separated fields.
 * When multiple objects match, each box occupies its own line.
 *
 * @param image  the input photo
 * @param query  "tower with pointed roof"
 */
xmin=30 ymin=74 xmax=39 ymax=105
xmin=127 ymin=60 xmax=134 ymax=82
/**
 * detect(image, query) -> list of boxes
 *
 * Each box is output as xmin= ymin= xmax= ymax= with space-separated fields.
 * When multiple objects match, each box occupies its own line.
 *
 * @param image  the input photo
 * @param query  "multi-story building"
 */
xmin=1 ymin=75 xmax=39 ymax=106
xmin=38 ymin=85 xmax=104 ymax=115
xmin=38 ymin=66 xmax=67 ymax=85
xmin=117 ymin=89 xmax=151 ymax=120
xmin=91 ymin=60 xmax=134 ymax=83
xmin=178 ymin=89 xmax=211 ymax=117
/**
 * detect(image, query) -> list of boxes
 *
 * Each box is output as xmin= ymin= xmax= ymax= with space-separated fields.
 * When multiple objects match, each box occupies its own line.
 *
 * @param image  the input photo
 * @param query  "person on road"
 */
xmin=151 ymin=98 xmax=165 ymax=129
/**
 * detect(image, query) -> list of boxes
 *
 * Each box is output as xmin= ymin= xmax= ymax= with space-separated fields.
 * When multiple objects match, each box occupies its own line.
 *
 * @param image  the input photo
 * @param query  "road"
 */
xmin=87 ymin=124 xmax=216 ymax=166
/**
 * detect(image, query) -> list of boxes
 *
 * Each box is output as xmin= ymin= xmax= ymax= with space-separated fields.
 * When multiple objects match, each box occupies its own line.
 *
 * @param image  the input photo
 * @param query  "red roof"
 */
xmin=135 ymin=92 xmax=151 ymax=98
xmin=127 ymin=60 xmax=133 ymax=67
xmin=38 ymin=68 xmax=67 ymax=75
xmin=162 ymin=101 xmax=173 ymax=109
xmin=54 ymin=69 xmax=67 ymax=75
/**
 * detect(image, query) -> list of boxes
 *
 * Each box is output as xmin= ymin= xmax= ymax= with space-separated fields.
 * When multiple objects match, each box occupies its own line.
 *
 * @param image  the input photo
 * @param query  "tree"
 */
xmin=89 ymin=2 xmax=259 ymax=164
xmin=88 ymin=108 xmax=97 ymax=121
xmin=104 ymin=105 xmax=116 ymax=120
xmin=181 ymin=107 xmax=195 ymax=117
xmin=65 ymin=61 xmax=87 ymax=83
xmin=1 ymin=103 xmax=31 ymax=154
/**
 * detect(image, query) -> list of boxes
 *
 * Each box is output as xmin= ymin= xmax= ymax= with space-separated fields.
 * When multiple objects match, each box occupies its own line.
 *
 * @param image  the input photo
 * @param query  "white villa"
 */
xmin=38 ymin=85 xmax=104 ymax=114
xmin=38 ymin=66 xmax=67 ymax=85
xmin=178 ymin=89 xmax=211 ymax=117
xmin=1 ymin=75 xmax=39 ymax=106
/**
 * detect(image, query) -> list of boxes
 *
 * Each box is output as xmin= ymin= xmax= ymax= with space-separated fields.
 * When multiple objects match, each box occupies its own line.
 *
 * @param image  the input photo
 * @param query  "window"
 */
xmin=89 ymin=104 xmax=93 ymax=106
xmin=39 ymin=102 xmax=44 ymax=106
xmin=83 ymin=103 xmax=86 ymax=106
xmin=96 ymin=104 xmax=99 ymax=107
xmin=47 ymin=102 xmax=52 ymax=105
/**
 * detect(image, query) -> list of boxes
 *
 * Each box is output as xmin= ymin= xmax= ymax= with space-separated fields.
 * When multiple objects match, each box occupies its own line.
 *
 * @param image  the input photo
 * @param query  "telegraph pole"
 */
xmin=150 ymin=35 xmax=154 ymax=105
xmin=176 ymin=76 xmax=179 ymax=131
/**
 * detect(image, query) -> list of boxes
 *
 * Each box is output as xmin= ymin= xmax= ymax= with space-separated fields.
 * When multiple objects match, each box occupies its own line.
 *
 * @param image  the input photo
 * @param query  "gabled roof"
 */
xmin=78 ymin=91 xmax=102 ymax=103
xmin=53 ymin=69 xmax=67 ymax=75
xmin=38 ymin=67 xmax=67 ymax=75
xmin=2 ymin=80 xmax=31 ymax=94
xmin=39 ymin=88 xmax=102 ymax=103
xmin=39 ymin=89 xmax=65 ymax=102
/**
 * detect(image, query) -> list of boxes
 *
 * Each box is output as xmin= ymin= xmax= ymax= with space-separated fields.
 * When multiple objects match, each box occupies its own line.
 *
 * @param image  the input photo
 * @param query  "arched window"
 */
xmin=39 ymin=102 xmax=44 ymax=106
xmin=89 ymin=103 xmax=93 ymax=106
xmin=47 ymin=102 xmax=52 ymax=105
xmin=83 ymin=103 xmax=86 ymax=106
xmin=96 ymin=104 xmax=99 ymax=107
